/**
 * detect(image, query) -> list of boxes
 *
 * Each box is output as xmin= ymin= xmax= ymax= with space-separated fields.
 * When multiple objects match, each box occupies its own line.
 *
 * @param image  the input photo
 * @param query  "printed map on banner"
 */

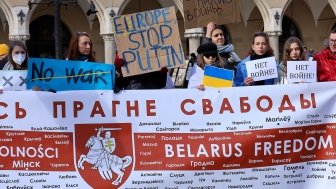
xmin=0 ymin=70 xmax=27 ymax=91
xmin=112 ymin=7 xmax=185 ymax=77
xmin=0 ymin=82 xmax=336 ymax=188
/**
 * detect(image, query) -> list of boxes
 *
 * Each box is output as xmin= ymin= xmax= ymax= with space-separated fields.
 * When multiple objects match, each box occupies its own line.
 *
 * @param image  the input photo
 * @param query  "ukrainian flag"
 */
xmin=203 ymin=65 xmax=234 ymax=88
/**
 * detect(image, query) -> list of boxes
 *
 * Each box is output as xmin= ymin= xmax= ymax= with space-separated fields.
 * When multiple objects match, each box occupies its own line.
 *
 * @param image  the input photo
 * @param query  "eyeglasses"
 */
xmin=213 ymin=33 xmax=223 ymax=38
xmin=329 ymin=39 xmax=336 ymax=44
xmin=204 ymin=54 xmax=217 ymax=58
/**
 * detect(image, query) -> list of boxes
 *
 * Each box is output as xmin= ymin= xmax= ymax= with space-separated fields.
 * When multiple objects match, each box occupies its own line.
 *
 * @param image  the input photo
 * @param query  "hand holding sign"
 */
xmin=112 ymin=7 xmax=184 ymax=77
xmin=246 ymin=57 xmax=278 ymax=82
xmin=26 ymin=58 xmax=115 ymax=91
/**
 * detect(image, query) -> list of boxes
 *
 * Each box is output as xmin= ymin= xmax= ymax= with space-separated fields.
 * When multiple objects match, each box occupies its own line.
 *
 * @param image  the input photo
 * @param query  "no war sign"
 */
xmin=112 ymin=7 xmax=185 ymax=77
xmin=26 ymin=58 xmax=115 ymax=91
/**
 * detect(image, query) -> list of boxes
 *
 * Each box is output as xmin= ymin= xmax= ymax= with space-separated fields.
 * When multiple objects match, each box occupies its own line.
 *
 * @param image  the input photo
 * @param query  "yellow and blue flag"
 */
xmin=203 ymin=65 xmax=234 ymax=88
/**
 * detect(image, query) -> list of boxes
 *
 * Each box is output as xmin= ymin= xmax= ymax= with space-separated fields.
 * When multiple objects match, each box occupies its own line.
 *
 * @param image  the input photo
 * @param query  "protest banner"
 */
xmin=0 ymin=82 xmax=336 ymax=188
xmin=26 ymin=58 xmax=115 ymax=91
xmin=246 ymin=56 xmax=278 ymax=81
xmin=287 ymin=61 xmax=317 ymax=83
xmin=112 ymin=7 xmax=185 ymax=77
xmin=183 ymin=0 xmax=241 ymax=29
xmin=0 ymin=70 xmax=27 ymax=91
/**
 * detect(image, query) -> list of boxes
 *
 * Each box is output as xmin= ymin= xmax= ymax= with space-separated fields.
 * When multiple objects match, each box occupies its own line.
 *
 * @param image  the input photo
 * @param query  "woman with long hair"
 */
xmin=66 ymin=32 xmax=96 ymax=62
xmin=234 ymin=32 xmax=275 ymax=86
xmin=3 ymin=40 xmax=28 ymax=70
xmin=276 ymin=37 xmax=306 ymax=84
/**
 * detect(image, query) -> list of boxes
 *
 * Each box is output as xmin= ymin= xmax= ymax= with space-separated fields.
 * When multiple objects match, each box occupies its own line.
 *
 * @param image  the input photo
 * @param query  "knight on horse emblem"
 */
xmin=77 ymin=127 xmax=133 ymax=185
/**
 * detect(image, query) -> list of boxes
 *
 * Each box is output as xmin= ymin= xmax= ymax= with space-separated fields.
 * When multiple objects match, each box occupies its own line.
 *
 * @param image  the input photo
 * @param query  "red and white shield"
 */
xmin=75 ymin=123 xmax=133 ymax=188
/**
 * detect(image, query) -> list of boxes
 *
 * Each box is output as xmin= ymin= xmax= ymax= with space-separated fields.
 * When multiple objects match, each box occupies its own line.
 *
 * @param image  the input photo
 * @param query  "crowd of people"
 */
xmin=0 ymin=23 xmax=335 ymax=92
xmin=185 ymin=23 xmax=336 ymax=90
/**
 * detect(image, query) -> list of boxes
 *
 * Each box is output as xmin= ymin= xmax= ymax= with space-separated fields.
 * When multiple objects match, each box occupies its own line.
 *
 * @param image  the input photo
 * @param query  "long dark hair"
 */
xmin=282 ymin=37 xmax=306 ymax=68
xmin=8 ymin=40 xmax=28 ymax=70
xmin=249 ymin=32 xmax=274 ymax=57
xmin=66 ymin=32 xmax=96 ymax=62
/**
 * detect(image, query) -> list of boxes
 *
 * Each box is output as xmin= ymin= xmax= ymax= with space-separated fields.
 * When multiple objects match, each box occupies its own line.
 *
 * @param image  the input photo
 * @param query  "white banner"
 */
xmin=0 ymin=82 xmax=336 ymax=189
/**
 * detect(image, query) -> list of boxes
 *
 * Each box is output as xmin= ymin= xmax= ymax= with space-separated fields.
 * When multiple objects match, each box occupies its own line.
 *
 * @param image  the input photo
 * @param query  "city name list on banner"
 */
xmin=112 ymin=7 xmax=185 ymax=77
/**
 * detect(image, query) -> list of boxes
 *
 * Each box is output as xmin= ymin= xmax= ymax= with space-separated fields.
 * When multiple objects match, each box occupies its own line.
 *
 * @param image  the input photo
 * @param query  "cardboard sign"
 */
xmin=287 ymin=61 xmax=317 ymax=83
xmin=0 ymin=70 xmax=27 ymax=91
xmin=183 ymin=0 xmax=241 ymax=29
xmin=26 ymin=58 xmax=115 ymax=91
xmin=203 ymin=65 xmax=234 ymax=87
xmin=112 ymin=7 xmax=185 ymax=77
xmin=246 ymin=57 xmax=278 ymax=81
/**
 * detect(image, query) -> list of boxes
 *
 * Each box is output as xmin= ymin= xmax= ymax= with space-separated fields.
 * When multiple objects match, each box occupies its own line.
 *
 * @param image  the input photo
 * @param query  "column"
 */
xmin=267 ymin=31 xmax=282 ymax=62
xmin=101 ymin=33 xmax=116 ymax=64
xmin=184 ymin=28 xmax=204 ymax=56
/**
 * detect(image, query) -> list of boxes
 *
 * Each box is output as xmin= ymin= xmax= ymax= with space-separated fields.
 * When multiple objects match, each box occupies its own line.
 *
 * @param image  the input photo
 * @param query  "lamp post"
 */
xmin=28 ymin=0 xmax=77 ymax=59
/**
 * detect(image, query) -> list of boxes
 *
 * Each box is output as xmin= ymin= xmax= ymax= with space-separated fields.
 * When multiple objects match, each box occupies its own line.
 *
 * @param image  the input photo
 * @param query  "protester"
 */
xmin=2 ymin=40 xmax=28 ymax=70
xmin=188 ymin=43 xmax=224 ymax=90
xmin=234 ymin=32 xmax=275 ymax=86
xmin=0 ymin=44 xmax=9 ymax=69
xmin=66 ymin=32 xmax=96 ymax=62
xmin=203 ymin=22 xmax=241 ymax=72
xmin=190 ymin=53 xmax=198 ymax=65
xmin=113 ymin=51 xmax=171 ymax=91
xmin=313 ymin=28 xmax=336 ymax=81
xmin=276 ymin=37 xmax=306 ymax=85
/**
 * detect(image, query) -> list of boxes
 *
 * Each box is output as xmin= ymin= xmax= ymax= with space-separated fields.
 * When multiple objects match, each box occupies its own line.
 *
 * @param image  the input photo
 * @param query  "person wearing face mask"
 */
xmin=66 ymin=32 xmax=96 ymax=62
xmin=188 ymin=43 xmax=224 ymax=90
xmin=0 ymin=44 xmax=9 ymax=70
xmin=234 ymin=32 xmax=275 ymax=86
xmin=203 ymin=22 xmax=241 ymax=72
xmin=2 ymin=40 xmax=28 ymax=70
xmin=276 ymin=37 xmax=306 ymax=85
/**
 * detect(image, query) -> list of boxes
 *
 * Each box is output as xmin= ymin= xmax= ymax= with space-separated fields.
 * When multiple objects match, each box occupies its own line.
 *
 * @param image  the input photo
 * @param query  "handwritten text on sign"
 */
xmin=113 ymin=7 xmax=184 ymax=77
xmin=246 ymin=57 xmax=278 ymax=81
xmin=183 ymin=0 xmax=241 ymax=29
xmin=26 ymin=58 xmax=115 ymax=91
xmin=287 ymin=61 xmax=317 ymax=83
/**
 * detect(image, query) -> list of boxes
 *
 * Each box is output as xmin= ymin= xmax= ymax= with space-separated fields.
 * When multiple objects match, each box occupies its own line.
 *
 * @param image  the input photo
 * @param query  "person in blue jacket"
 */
xmin=234 ymin=32 xmax=275 ymax=86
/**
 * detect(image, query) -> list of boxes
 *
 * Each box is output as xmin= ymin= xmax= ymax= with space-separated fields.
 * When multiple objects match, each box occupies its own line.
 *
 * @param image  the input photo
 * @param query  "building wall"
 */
xmin=0 ymin=0 xmax=335 ymax=62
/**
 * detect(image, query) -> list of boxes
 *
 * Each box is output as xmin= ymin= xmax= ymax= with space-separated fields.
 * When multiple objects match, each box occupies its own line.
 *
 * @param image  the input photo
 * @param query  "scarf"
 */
xmin=250 ymin=53 xmax=269 ymax=60
xmin=217 ymin=44 xmax=241 ymax=63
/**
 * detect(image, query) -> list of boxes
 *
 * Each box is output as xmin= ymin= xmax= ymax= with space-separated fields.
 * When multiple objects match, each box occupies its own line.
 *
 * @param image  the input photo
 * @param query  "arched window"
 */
xmin=27 ymin=15 xmax=71 ymax=59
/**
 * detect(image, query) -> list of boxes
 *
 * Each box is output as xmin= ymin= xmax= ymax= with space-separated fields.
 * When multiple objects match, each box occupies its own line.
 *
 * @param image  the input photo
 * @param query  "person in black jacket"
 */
xmin=113 ymin=51 xmax=169 ymax=92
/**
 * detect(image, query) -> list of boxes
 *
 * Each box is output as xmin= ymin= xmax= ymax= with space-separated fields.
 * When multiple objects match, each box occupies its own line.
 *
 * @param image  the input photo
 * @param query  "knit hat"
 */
xmin=0 ymin=44 xmax=9 ymax=56
xmin=197 ymin=43 xmax=218 ymax=55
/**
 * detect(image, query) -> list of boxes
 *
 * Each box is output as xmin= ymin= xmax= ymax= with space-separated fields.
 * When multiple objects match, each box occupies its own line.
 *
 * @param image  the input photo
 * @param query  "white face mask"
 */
xmin=12 ymin=54 xmax=26 ymax=65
